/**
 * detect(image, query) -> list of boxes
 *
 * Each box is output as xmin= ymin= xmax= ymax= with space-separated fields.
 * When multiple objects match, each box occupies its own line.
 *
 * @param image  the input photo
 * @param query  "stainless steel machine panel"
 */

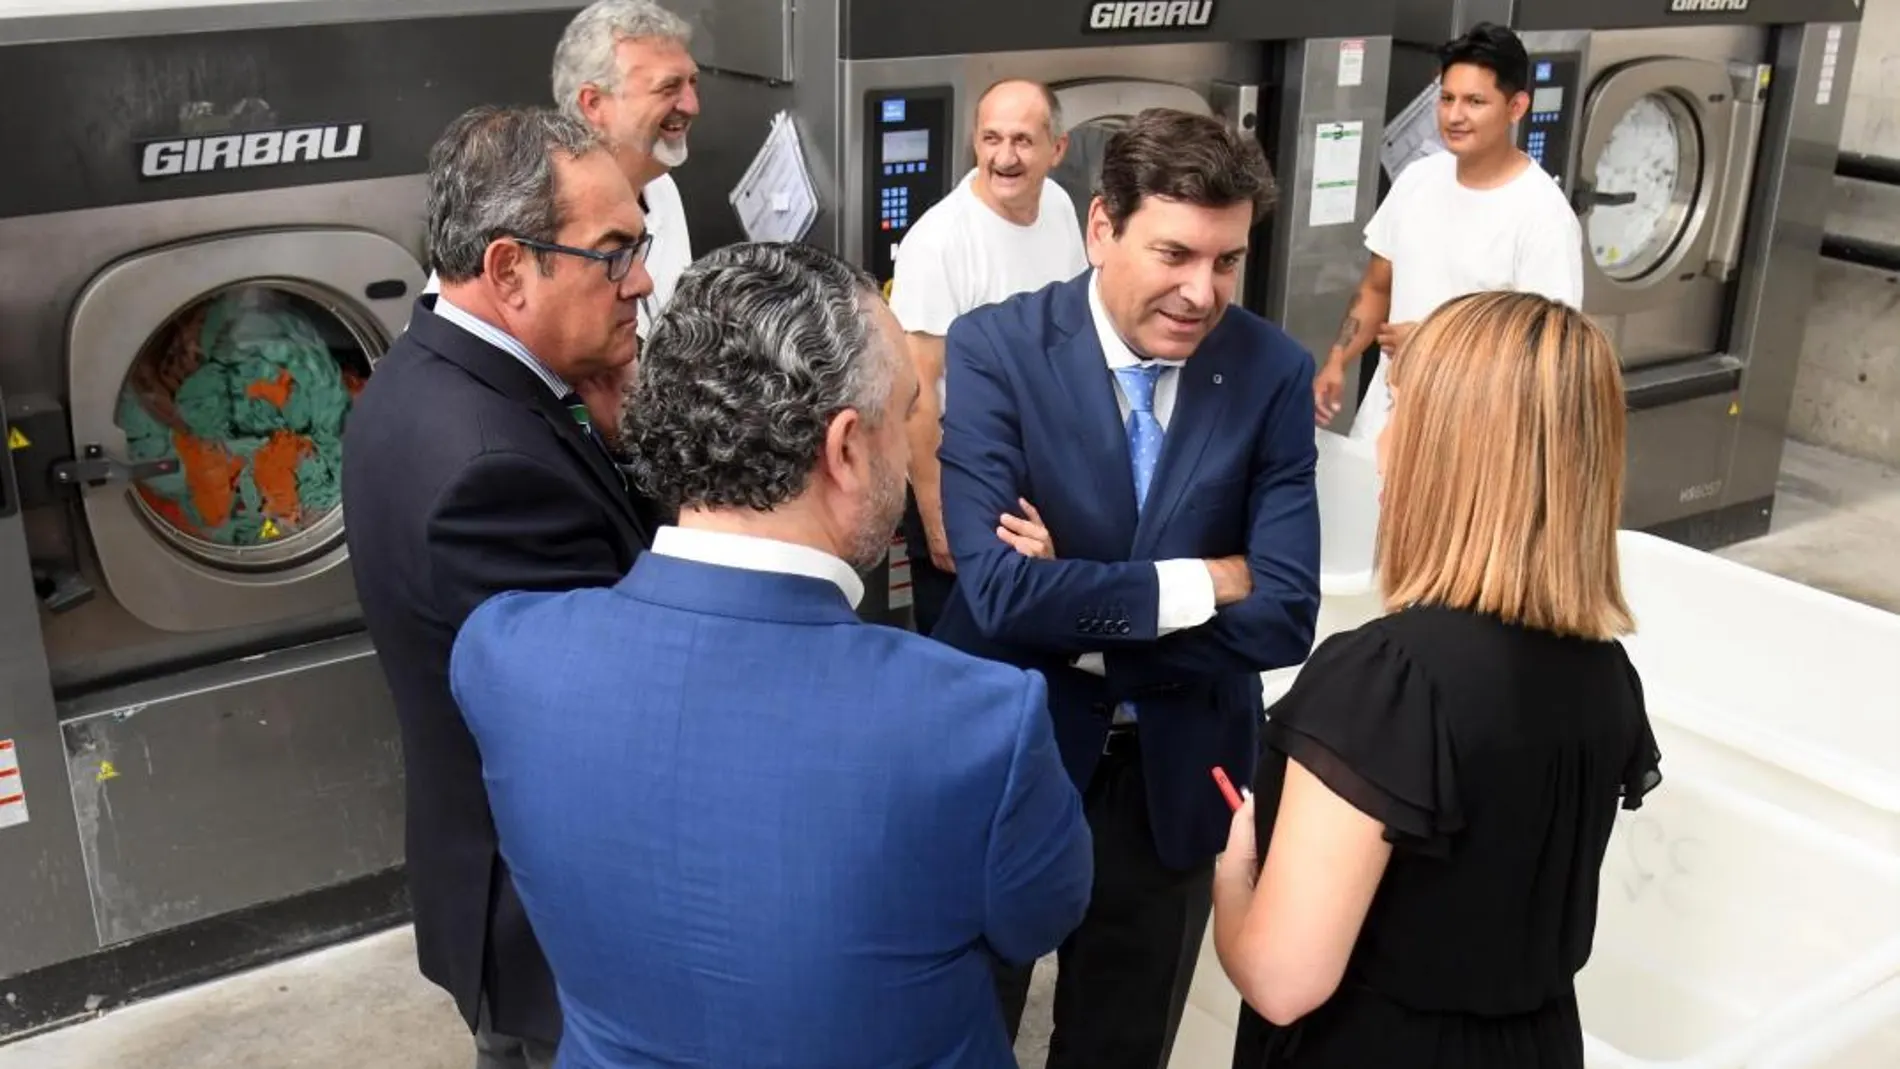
xmin=60 ymin=633 xmax=405 ymax=946
xmin=1389 ymin=0 xmax=1862 ymax=546
xmin=66 ymin=228 xmax=419 ymax=635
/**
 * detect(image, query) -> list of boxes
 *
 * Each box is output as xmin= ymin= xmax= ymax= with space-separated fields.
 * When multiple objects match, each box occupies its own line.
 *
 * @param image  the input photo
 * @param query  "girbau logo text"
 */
xmin=1086 ymin=1 xmax=1214 ymax=31
xmin=138 ymin=123 xmax=365 ymax=179
xmin=1668 ymin=0 xmax=1749 ymax=13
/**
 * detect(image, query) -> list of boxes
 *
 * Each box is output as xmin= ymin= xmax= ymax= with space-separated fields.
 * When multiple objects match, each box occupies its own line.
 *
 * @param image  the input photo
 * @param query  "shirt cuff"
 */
xmin=1072 ymin=652 xmax=1106 ymax=677
xmin=1155 ymin=559 xmax=1218 ymax=635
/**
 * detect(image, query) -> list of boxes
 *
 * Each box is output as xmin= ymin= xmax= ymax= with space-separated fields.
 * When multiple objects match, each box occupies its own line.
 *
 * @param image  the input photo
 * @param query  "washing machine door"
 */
xmin=66 ymin=228 xmax=422 ymax=634
xmin=1047 ymin=79 xmax=1216 ymax=238
xmin=1573 ymin=57 xmax=1763 ymax=316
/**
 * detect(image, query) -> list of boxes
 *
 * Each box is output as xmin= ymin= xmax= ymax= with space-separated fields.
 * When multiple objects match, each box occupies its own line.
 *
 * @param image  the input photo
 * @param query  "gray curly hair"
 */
xmin=620 ymin=243 xmax=893 ymax=513
xmin=552 ymin=0 xmax=694 ymax=120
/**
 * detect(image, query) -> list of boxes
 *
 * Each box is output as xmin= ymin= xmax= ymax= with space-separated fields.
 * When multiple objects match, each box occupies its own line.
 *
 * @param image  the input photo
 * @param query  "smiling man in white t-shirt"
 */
xmin=887 ymin=78 xmax=1089 ymax=632
xmin=1316 ymin=21 xmax=1583 ymax=441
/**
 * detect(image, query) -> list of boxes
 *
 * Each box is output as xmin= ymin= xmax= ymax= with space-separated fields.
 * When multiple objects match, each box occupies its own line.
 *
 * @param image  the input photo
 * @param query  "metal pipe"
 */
xmin=1819 ymin=233 xmax=1900 ymax=275
xmin=1836 ymin=152 xmax=1900 ymax=187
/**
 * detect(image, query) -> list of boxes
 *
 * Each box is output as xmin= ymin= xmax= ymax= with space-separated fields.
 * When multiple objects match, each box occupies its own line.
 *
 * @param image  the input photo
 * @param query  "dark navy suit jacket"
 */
xmin=932 ymin=272 xmax=1321 ymax=869
xmin=449 ymin=549 xmax=1093 ymax=1069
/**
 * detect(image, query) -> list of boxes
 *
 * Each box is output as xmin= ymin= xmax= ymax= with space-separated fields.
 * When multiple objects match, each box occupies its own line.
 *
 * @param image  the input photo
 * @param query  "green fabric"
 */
xmin=111 ymin=292 xmax=358 ymax=548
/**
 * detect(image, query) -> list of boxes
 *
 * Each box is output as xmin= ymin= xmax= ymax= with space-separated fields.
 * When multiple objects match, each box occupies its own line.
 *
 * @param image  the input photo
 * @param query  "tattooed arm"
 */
xmin=1314 ymin=255 xmax=1393 ymax=426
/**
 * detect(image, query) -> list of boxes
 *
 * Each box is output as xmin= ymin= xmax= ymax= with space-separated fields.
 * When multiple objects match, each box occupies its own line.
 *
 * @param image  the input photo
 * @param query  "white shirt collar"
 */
xmin=432 ymin=293 xmax=571 ymax=399
xmin=651 ymin=526 xmax=865 ymax=609
xmin=1086 ymin=269 xmax=1148 ymax=372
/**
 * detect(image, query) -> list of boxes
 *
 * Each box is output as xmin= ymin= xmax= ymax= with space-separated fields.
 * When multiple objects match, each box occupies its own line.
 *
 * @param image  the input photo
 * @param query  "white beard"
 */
xmin=652 ymin=134 xmax=689 ymax=169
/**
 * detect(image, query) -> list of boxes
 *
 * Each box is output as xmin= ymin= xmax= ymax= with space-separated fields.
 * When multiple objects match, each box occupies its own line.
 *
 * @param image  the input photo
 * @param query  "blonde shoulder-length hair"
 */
xmin=1377 ymin=290 xmax=1634 ymax=640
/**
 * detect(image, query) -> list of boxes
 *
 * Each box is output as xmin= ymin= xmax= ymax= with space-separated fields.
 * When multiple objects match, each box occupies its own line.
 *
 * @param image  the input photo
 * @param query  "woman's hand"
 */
xmin=1218 ymin=788 xmax=1258 ymax=890
xmin=997 ymin=498 xmax=1056 ymax=559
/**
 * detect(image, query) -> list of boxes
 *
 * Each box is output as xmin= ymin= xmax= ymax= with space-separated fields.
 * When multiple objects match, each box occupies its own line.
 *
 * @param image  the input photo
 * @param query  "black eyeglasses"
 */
xmin=512 ymin=231 xmax=652 ymax=282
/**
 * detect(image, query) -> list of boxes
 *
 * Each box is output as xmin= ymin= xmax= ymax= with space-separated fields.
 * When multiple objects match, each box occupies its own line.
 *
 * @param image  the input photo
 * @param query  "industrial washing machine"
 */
xmin=675 ymin=0 xmax=1401 ymax=615
xmin=0 ymin=0 xmax=602 ymax=1036
xmin=1387 ymin=0 xmax=1863 ymax=547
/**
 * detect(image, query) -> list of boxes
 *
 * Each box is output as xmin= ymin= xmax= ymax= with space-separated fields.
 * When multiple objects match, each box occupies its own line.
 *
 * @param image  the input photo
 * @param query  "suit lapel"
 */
xmin=1051 ymin=288 xmax=1140 ymax=550
xmin=410 ymin=298 xmax=651 ymax=545
xmin=1131 ymin=341 xmax=1233 ymax=557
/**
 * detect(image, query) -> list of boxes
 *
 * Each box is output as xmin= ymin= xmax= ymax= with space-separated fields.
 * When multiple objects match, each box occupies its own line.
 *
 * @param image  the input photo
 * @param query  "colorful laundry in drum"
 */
xmin=116 ymin=292 xmax=367 ymax=546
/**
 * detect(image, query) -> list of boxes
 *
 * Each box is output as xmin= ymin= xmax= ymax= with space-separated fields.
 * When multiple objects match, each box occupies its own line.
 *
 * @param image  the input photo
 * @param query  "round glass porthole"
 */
xmin=1587 ymin=91 xmax=1703 ymax=281
xmin=113 ymin=281 xmax=379 ymax=571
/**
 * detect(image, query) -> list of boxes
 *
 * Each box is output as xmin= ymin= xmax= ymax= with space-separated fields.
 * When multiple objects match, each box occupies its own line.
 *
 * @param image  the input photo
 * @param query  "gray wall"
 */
xmin=1791 ymin=0 xmax=1900 ymax=467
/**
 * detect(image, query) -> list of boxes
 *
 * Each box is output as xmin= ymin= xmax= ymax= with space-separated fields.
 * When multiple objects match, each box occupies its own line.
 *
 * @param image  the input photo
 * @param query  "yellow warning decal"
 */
xmin=1728 ymin=402 xmax=1740 ymax=417
xmin=97 ymin=761 xmax=120 ymax=782
xmin=260 ymin=518 xmax=282 ymax=540
xmin=6 ymin=427 xmax=27 ymax=450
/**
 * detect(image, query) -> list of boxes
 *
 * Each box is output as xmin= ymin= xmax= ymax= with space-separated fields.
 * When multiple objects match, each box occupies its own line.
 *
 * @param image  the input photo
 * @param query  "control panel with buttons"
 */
xmin=863 ymin=85 xmax=952 ymax=285
xmin=1517 ymin=52 xmax=1581 ymax=185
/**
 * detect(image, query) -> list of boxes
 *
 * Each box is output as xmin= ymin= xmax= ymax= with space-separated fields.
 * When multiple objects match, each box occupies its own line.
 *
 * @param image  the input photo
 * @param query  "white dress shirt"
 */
xmin=1074 ymin=272 xmax=1219 ymax=685
xmin=432 ymin=293 xmax=569 ymax=399
xmin=652 ymin=525 xmax=864 ymax=609
xmin=636 ymin=172 xmax=693 ymax=340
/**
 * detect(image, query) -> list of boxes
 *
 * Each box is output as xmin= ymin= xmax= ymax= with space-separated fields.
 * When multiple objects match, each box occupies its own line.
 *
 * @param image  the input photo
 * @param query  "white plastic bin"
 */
xmin=1615 ymin=530 xmax=1900 ymax=854
xmin=1579 ymin=769 xmax=1900 ymax=1068
xmin=1261 ymin=429 xmax=1383 ymax=703
xmin=1754 ymin=974 xmax=1900 ymax=1069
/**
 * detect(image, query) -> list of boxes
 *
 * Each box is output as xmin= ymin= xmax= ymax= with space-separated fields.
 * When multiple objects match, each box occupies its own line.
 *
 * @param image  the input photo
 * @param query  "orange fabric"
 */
xmin=171 ymin=431 xmax=241 ymax=529
xmin=138 ymin=485 xmax=200 ymax=537
xmin=342 ymin=369 xmax=367 ymax=398
xmin=245 ymin=368 xmax=295 ymax=409
xmin=252 ymin=430 xmax=312 ymax=524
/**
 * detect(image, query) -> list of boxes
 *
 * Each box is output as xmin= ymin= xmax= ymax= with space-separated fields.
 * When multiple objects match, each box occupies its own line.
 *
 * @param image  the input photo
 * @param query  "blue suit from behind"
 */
xmin=450 ymin=546 xmax=1093 ymax=1069
xmin=933 ymin=272 xmax=1322 ymax=870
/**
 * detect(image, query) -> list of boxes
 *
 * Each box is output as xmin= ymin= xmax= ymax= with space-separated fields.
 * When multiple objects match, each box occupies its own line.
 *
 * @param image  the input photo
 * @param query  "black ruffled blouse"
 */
xmin=1232 ymin=605 xmax=1661 ymax=1069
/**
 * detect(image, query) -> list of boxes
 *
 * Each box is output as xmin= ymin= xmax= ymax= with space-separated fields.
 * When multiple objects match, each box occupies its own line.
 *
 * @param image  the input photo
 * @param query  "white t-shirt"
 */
xmin=888 ymin=170 xmax=1089 ymax=399
xmin=418 ymin=171 xmax=691 ymax=340
xmin=636 ymin=172 xmax=691 ymax=340
xmin=1351 ymin=150 xmax=1584 ymax=442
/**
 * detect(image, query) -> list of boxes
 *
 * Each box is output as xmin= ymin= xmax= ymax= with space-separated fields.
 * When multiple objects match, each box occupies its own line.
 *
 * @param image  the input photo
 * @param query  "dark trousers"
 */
xmin=900 ymin=487 xmax=955 ymax=636
xmin=996 ymin=731 xmax=1214 ymax=1069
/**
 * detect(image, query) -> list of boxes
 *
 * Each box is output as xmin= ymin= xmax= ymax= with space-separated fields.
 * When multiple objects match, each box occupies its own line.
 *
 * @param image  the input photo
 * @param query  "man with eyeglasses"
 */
xmin=342 ymin=104 xmax=659 ymax=1069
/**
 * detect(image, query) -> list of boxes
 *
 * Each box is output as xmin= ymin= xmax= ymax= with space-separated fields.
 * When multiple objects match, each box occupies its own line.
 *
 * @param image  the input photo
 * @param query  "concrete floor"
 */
xmin=2 ymin=439 xmax=1897 ymax=1069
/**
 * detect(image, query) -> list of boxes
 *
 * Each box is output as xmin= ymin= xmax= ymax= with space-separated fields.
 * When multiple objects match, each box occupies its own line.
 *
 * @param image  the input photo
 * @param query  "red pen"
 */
xmin=1211 ymin=766 xmax=1243 ymax=812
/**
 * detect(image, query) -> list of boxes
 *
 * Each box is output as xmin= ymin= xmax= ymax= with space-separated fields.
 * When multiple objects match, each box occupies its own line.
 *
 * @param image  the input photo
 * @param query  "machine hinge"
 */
xmin=50 ymin=444 xmax=180 ymax=488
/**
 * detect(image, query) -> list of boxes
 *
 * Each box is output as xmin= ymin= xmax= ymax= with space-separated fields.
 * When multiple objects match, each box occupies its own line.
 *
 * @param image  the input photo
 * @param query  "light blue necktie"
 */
xmin=1110 ymin=363 xmax=1168 ymax=729
xmin=1115 ymin=363 xmax=1168 ymax=514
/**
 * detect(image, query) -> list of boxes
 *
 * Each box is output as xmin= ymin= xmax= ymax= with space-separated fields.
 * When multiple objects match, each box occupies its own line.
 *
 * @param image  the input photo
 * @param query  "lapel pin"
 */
xmin=1212 ymin=373 xmax=1223 ymax=385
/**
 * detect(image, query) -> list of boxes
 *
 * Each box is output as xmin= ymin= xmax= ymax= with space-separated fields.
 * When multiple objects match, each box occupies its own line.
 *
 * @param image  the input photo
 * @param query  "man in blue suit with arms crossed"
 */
xmin=450 ymin=241 xmax=1093 ymax=1069
xmin=933 ymin=108 xmax=1321 ymax=1068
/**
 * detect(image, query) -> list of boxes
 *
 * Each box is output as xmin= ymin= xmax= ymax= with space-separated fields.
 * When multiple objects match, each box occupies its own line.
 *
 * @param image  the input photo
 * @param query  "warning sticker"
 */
xmin=0 ymin=739 xmax=27 ymax=830
xmin=5 ymin=427 xmax=27 ymax=451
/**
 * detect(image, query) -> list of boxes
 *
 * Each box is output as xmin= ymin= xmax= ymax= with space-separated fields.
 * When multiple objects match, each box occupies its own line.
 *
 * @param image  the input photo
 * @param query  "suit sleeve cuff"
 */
xmin=1154 ymin=559 xmax=1217 ymax=635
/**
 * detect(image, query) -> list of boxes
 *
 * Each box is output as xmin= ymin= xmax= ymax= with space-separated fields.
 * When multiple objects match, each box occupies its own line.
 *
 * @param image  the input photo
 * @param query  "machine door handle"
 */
xmin=1570 ymin=180 xmax=1637 ymax=214
xmin=51 ymin=444 xmax=180 ymax=488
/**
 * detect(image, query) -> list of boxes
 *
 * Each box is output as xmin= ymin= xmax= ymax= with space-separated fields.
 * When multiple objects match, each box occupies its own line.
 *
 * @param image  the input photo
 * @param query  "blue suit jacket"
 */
xmin=933 ymin=273 xmax=1321 ymax=869
xmin=450 ymin=551 xmax=1093 ymax=1069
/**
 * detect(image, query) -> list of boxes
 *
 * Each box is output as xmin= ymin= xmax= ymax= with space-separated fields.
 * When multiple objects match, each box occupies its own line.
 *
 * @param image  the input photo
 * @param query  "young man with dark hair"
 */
xmin=1316 ymin=20 xmax=1583 ymax=441
xmin=932 ymin=106 xmax=1321 ymax=1069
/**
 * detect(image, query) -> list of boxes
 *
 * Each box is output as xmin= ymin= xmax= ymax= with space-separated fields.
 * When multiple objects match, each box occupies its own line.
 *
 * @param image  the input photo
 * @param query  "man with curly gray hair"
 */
xmin=449 ymin=241 xmax=1093 ymax=1069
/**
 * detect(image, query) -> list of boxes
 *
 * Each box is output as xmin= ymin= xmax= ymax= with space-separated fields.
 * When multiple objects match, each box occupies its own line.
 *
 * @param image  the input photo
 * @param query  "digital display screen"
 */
xmin=882 ymin=129 xmax=929 ymax=165
xmin=1532 ymin=87 xmax=1564 ymax=114
xmin=1536 ymin=61 xmax=1553 ymax=82
xmin=881 ymin=98 xmax=906 ymax=123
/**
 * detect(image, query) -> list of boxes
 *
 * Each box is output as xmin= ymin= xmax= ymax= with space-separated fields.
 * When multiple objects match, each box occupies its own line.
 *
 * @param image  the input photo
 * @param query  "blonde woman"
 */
xmin=1214 ymin=291 xmax=1662 ymax=1067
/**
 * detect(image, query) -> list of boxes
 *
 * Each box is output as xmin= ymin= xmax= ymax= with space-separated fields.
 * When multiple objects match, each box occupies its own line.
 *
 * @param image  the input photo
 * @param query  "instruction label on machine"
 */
xmin=1310 ymin=121 xmax=1364 ymax=228
xmin=1818 ymin=26 xmax=1842 ymax=106
xmin=0 ymin=739 xmax=28 ymax=829
xmin=1338 ymin=39 xmax=1366 ymax=88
